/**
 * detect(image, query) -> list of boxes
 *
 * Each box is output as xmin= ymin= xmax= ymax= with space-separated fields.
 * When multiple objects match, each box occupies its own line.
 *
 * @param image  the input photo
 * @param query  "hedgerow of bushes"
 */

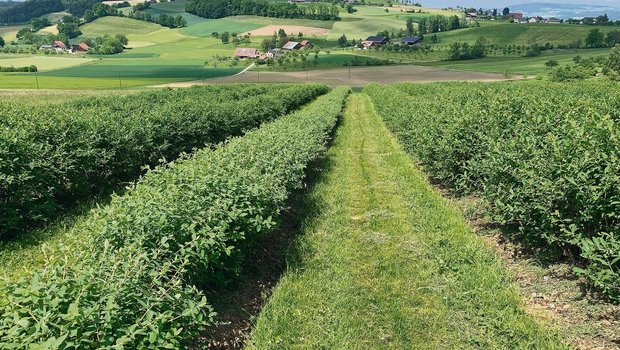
xmin=0 ymin=87 xmax=350 ymax=348
xmin=0 ymin=84 xmax=329 ymax=239
xmin=365 ymin=81 xmax=620 ymax=300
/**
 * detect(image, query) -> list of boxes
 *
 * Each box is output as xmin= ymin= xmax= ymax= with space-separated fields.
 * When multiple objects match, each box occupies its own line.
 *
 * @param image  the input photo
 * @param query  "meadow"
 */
xmin=1 ymin=1 xmax=617 ymax=88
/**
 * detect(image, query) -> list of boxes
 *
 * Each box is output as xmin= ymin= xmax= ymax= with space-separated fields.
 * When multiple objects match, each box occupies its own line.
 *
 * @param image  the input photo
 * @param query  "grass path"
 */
xmin=248 ymin=93 xmax=566 ymax=349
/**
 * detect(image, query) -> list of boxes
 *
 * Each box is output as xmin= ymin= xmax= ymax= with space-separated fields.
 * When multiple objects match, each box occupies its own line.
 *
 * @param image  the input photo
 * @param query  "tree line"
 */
xmin=0 ymin=0 xmax=105 ymax=24
xmin=185 ymin=0 xmax=340 ymax=21
xmin=0 ymin=0 xmax=63 ymax=24
xmin=417 ymin=15 xmax=464 ymax=34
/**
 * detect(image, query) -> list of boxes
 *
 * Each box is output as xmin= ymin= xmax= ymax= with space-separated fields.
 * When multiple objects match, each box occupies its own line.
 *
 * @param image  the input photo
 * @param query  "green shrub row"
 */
xmin=365 ymin=81 xmax=620 ymax=300
xmin=0 ymin=87 xmax=350 ymax=348
xmin=0 ymin=84 xmax=329 ymax=239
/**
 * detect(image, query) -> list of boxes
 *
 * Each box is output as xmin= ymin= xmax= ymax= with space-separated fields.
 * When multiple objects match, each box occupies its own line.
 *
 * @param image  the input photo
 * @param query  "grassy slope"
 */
xmin=436 ymin=21 xmax=618 ymax=46
xmin=0 ymin=55 xmax=94 ymax=70
xmin=79 ymin=16 xmax=164 ymax=37
xmin=422 ymin=48 xmax=610 ymax=75
xmin=249 ymin=93 xmax=565 ymax=349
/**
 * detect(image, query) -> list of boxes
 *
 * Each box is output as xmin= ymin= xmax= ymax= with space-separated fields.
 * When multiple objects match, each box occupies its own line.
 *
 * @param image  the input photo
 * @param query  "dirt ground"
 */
xmin=153 ymin=65 xmax=511 ymax=88
xmin=241 ymin=25 xmax=329 ymax=36
xmin=454 ymin=197 xmax=620 ymax=350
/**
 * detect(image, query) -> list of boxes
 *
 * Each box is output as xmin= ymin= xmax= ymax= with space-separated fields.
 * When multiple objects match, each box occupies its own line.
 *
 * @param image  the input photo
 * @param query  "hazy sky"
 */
xmin=428 ymin=0 xmax=620 ymax=8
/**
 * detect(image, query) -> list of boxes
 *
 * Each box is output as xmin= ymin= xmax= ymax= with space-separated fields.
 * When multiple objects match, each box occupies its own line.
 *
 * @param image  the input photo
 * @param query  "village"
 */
xmin=233 ymin=34 xmax=423 ymax=62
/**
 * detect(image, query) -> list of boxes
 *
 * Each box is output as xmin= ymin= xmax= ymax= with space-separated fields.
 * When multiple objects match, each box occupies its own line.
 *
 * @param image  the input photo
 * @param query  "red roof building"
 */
xmin=72 ymin=43 xmax=90 ymax=53
xmin=234 ymin=48 xmax=259 ymax=58
xmin=53 ymin=40 xmax=66 ymax=49
xmin=507 ymin=13 xmax=524 ymax=19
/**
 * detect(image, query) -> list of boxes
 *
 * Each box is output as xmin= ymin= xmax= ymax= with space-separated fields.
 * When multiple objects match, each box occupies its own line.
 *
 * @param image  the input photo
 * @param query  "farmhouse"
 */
xmin=362 ymin=36 xmax=389 ymax=48
xmin=53 ymin=40 xmax=67 ymax=50
xmin=282 ymin=40 xmax=313 ymax=50
xmin=72 ymin=43 xmax=90 ymax=53
xmin=234 ymin=48 xmax=260 ymax=59
xmin=401 ymin=36 xmax=422 ymax=45
xmin=507 ymin=13 xmax=524 ymax=20
xmin=40 ymin=41 xmax=68 ymax=52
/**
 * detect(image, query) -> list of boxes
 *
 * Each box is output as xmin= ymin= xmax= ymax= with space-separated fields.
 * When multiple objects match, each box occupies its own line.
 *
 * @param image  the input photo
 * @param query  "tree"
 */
xmin=492 ymin=8 xmax=497 ymax=16
xmin=221 ymin=31 xmax=229 ymax=44
xmin=57 ymin=18 xmax=82 ymax=39
xmin=346 ymin=3 xmax=355 ymax=13
xmin=545 ymin=59 xmax=559 ymax=68
xmin=0 ymin=36 xmax=4 ymax=48
xmin=502 ymin=7 xmax=510 ymax=16
xmin=278 ymin=28 xmax=287 ymax=38
xmin=606 ymin=30 xmax=620 ymax=47
xmin=337 ymin=34 xmax=348 ymax=47
xmin=585 ymin=28 xmax=605 ymax=48
xmin=406 ymin=17 xmax=414 ymax=36
xmin=606 ymin=44 xmax=620 ymax=77
xmin=30 ymin=17 xmax=51 ymax=31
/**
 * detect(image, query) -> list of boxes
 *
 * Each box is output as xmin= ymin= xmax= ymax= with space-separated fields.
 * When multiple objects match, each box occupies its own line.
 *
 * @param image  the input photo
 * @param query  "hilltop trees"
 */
xmin=186 ymin=0 xmax=339 ymax=21
xmin=0 ymin=0 xmax=63 ymax=24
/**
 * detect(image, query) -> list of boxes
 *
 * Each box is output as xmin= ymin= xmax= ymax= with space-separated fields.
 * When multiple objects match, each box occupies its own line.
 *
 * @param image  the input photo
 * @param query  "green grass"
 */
xmin=0 ymin=24 xmax=23 ymax=41
xmin=0 ymin=74 xmax=200 ymax=89
xmin=249 ymin=93 xmax=565 ymax=349
xmin=435 ymin=22 xmax=619 ymax=46
xmin=181 ymin=18 xmax=264 ymax=37
xmin=422 ymin=48 xmax=611 ymax=75
xmin=0 ymin=55 xmax=95 ymax=71
xmin=79 ymin=16 xmax=164 ymax=37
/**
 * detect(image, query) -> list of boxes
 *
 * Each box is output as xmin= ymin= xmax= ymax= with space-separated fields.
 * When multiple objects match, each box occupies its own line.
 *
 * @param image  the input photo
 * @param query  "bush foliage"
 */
xmin=0 ymin=84 xmax=329 ymax=239
xmin=0 ymin=87 xmax=350 ymax=348
xmin=365 ymin=81 xmax=620 ymax=300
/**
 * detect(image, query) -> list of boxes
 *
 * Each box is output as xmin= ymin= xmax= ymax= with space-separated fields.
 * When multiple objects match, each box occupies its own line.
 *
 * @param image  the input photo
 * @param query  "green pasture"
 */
xmin=80 ymin=16 xmax=163 ymax=37
xmin=0 ymin=25 xmax=22 ymax=41
xmin=181 ymin=18 xmax=263 ymax=37
xmin=231 ymin=15 xmax=336 ymax=30
xmin=0 ymin=55 xmax=94 ymax=71
xmin=45 ymin=11 xmax=71 ymax=23
xmin=422 ymin=48 xmax=611 ymax=75
xmin=436 ymin=22 xmax=619 ymax=46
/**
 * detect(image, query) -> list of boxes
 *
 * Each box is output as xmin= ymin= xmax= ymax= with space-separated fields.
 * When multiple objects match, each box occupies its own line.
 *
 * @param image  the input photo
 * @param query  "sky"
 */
xmin=426 ymin=0 xmax=620 ymax=9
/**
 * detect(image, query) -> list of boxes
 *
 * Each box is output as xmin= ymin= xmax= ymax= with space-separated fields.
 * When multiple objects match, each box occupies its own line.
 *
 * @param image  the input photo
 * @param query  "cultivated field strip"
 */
xmin=248 ymin=93 xmax=564 ymax=349
xmin=366 ymin=81 xmax=620 ymax=301
xmin=0 ymin=83 xmax=329 ymax=240
xmin=0 ymin=87 xmax=350 ymax=348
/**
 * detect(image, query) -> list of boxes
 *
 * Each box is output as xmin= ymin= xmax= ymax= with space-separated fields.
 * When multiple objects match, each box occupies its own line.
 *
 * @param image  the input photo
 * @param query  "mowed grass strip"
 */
xmin=248 ymin=93 xmax=565 ymax=349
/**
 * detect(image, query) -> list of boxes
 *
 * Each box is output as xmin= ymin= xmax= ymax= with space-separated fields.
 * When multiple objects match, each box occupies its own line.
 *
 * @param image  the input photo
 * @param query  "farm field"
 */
xmin=1 ymin=76 xmax=619 ymax=347
xmin=248 ymin=93 xmax=564 ymax=349
xmin=199 ymin=64 xmax=508 ymax=87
